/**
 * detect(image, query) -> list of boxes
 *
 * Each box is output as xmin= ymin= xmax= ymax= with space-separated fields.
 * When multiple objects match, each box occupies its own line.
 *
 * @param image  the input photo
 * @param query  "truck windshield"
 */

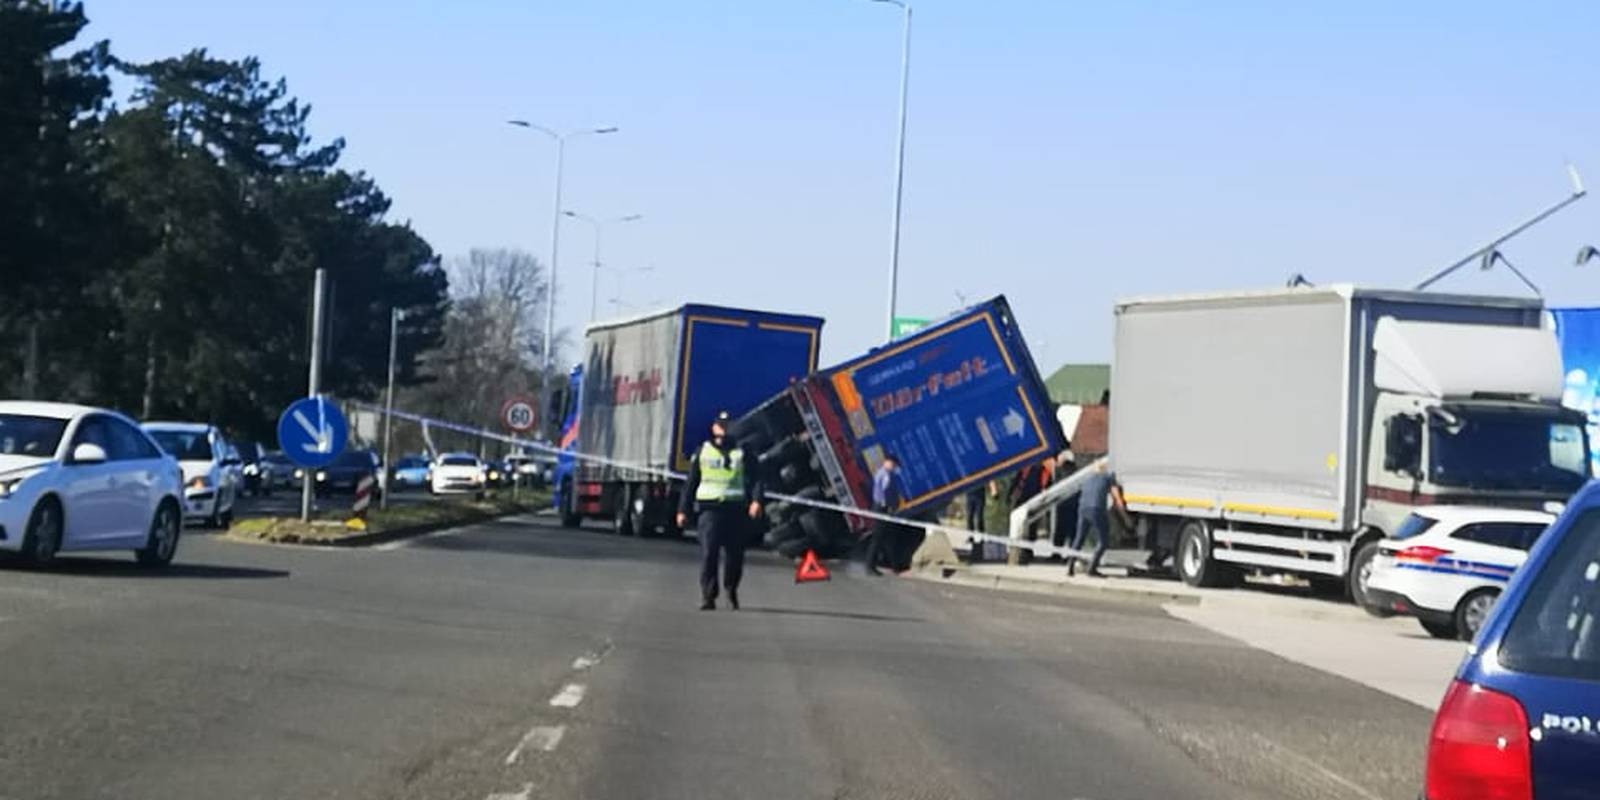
xmin=1428 ymin=409 xmax=1588 ymax=494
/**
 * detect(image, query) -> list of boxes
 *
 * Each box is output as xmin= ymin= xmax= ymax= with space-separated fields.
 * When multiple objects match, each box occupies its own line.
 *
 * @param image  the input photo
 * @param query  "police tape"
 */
xmin=349 ymin=401 xmax=1095 ymax=562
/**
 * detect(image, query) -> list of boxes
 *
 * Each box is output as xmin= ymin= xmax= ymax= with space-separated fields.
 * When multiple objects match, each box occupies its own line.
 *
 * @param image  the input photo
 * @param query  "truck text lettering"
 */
xmin=869 ymin=357 xmax=991 ymax=419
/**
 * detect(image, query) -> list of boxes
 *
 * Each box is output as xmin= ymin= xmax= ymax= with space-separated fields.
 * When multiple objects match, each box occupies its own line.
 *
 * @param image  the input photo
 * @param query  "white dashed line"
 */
xmin=485 ymin=782 xmax=533 ymax=800
xmin=504 ymin=725 xmax=565 ymax=765
xmin=549 ymin=683 xmax=586 ymax=708
xmin=571 ymin=639 xmax=613 ymax=671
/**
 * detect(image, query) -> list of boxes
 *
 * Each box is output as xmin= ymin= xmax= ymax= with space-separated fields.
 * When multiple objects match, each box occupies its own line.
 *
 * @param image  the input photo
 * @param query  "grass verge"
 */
xmin=226 ymin=489 xmax=550 ymax=546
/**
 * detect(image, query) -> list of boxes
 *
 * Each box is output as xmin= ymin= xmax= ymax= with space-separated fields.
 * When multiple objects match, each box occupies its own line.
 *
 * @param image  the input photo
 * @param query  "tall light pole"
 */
xmin=380 ymin=307 xmax=405 ymax=511
xmin=564 ymin=211 xmax=643 ymax=321
xmin=871 ymin=0 xmax=913 ymax=340
xmin=506 ymin=120 xmax=617 ymax=436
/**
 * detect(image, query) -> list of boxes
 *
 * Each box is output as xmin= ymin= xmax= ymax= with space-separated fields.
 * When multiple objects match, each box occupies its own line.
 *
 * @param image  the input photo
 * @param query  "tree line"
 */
xmin=2 ymin=2 xmax=559 ymax=447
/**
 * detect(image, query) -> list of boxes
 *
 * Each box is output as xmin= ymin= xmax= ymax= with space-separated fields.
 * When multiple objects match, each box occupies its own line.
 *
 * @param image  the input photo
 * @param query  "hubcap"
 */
xmin=156 ymin=509 xmax=177 ymax=558
xmin=1182 ymin=534 xmax=1202 ymax=576
xmin=1464 ymin=594 xmax=1495 ymax=635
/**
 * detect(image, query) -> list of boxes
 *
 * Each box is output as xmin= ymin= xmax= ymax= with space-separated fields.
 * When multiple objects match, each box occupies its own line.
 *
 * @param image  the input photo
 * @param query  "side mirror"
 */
xmin=1383 ymin=415 xmax=1422 ymax=477
xmin=72 ymin=443 xmax=109 ymax=464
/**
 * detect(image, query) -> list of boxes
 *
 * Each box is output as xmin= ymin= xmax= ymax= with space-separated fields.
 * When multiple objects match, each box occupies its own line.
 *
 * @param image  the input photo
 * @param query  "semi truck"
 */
xmin=1107 ymin=285 xmax=1589 ymax=609
xmin=550 ymin=304 xmax=824 ymax=536
xmin=730 ymin=296 xmax=1064 ymax=558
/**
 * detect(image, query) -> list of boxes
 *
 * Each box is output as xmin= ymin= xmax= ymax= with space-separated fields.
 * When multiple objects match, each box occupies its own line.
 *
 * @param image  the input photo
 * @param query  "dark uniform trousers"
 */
xmin=697 ymin=504 xmax=746 ymax=601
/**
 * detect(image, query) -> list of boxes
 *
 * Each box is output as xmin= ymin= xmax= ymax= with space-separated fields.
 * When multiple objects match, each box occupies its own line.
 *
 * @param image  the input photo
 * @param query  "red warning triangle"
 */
xmin=794 ymin=549 xmax=831 ymax=583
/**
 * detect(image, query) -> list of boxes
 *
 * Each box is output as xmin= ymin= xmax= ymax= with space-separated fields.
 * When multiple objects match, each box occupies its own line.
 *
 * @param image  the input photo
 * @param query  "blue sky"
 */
xmin=86 ymin=1 xmax=1600 ymax=368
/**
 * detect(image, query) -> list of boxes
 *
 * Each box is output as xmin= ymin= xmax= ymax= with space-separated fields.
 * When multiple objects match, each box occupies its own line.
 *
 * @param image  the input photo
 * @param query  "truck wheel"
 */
xmin=764 ymin=520 xmax=804 ymax=547
xmin=1348 ymin=540 xmax=1392 ymax=617
xmin=775 ymin=538 xmax=810 ymax=559
xmin=760 ymin=438 xmax=807 ymax=468
xmin=630 ymin=494 xmax=653 ymax=538
xmin=1455 ymin=588 xmax=1499 ymax=641
xmin=613 ymin=487 xmax=635 ymax=536
xmin=778 ymin=463 xmax=816 ymax=491
xmin=558 ymin=479 xmax=582 ymax=528
xmin=1176 ymin=520 xmax=1227 ymax=588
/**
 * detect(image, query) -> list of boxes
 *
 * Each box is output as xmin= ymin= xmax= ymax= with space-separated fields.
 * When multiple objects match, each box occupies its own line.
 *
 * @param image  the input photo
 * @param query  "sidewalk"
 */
xmin=910 ymin=546 xmax=1466 ymax=709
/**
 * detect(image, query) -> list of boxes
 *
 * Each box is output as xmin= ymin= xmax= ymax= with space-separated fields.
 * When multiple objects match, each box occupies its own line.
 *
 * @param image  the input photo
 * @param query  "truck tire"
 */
xmin=761 ymin=438 xmax=807 ymax=468
xmin=764 ymin=520 xmax=804 ymax=547
xmin=613 ymin=487 xmax=634 ymax=536
xmin=630 ymin=493 xmax=653 ymax=538
xmin=1176 ymin=519 xmax=1228 ymax=588
xmin=799 ymin=509 xmax=849 ymax=552
xmin=559 ymin=479 xmax=582 ymax=528
xmin=775 ymin=537 xmax=810 ymax=559
xmin=1349 ymin=539 xmax=1393 ymax=617
xmin=777 ymin=462 xmax=816 ymax=491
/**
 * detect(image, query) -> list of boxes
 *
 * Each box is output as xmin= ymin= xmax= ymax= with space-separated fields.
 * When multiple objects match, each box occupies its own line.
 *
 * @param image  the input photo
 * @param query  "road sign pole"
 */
xmin=381 ymin=307 xmax=400 ymax=511
xmin=302 ymin=268 xmax=327 ymax=523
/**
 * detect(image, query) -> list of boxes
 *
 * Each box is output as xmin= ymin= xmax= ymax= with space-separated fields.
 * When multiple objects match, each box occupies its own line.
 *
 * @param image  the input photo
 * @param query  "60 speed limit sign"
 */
xmin=501 ymin=397 xmax=538 ymax=432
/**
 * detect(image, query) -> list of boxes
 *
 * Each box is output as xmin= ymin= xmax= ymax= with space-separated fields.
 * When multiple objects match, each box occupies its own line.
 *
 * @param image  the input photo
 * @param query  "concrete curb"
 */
xmin=224 ymin=506 xmax=538 ymax=549
xmin=908 ymin=562 xmax=1203 ymax=606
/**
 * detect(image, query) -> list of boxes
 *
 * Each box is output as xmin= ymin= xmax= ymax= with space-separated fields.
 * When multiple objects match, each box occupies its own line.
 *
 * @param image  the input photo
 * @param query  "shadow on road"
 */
xmin=4 ymin=558 xmax=290 ymax=580
xmin=741 ymin=606 xmax=922 ymax=623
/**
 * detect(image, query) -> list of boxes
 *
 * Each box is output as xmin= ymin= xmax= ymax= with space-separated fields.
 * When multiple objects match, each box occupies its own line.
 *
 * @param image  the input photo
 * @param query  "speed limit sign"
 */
xmin=502 ymin=396 xmax=538 ymax=432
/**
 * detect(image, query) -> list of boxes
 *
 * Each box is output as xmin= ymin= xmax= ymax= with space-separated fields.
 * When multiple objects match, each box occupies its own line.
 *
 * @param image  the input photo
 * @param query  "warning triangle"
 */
xmin=794 ymin=549 xmax=831 ymax=583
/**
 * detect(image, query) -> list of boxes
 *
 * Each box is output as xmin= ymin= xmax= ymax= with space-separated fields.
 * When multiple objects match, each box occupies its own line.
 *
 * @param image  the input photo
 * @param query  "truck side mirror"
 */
xmin=1383 ymin=415 xmax=1422 ymax=477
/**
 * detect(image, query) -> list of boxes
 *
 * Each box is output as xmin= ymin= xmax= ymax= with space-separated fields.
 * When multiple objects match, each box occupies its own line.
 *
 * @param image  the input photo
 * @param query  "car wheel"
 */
xmin=1419 ymin=619 xmax=1457 ymax=639
xmin=21 ymin=498 xmax=63 ymax=567
xmin=136 ymin=501 xmax=181 ymax=567
xmin=1349 ymin=540 xmax=1393 ymax=617
xmin=1455 ymin=589 xmax=1500 ymax=641
xmin=219 ymin=509 xmax=233 ymax=528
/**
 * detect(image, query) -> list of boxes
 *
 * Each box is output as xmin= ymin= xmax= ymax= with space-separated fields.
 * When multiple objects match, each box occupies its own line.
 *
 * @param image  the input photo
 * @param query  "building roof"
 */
xmin=1044 ymin=363 xmax=1110 ymax=406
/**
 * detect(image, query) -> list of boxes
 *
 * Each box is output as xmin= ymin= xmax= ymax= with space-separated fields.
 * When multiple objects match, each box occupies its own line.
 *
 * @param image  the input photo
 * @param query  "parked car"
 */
xmin=312 ymin=449 xmax=381 ymax=496
xmin=430 ymin=453 xmax=485 ymax=496
xmin=142 ymin=422 xmax=243 ymax=528
xmin=263 ymin=451 xmax=295 ymax=490
xmin=0 ymin=401 xmax=184 ymax=566
xmin=1421 ymin=482 xmax=1600 ymax=800
xmin=505 ymin=454 xmax=545 ymax=486
xmin=1365 ymin=507 xmax=1556 ymax=640
xmin=390 ymin=455 xmax=431 ymax=491
xmin=235 ymin=441 xmax=276 ymax=496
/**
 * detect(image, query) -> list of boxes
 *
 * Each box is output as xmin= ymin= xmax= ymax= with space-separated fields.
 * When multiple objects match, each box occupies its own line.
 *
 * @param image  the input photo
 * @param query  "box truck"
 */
xmin=551 ymin=304 xmax=824 ymax=535
xmin=1109 ymin=285 xmax=1589 ymax=608
xmin=732 ymin=296 xmax=1064 ymax=558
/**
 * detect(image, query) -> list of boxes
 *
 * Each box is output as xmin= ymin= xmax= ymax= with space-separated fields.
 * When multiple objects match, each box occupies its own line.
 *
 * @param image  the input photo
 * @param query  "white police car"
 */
xmin=1365 ymin=506 xmax=1554 ymax=641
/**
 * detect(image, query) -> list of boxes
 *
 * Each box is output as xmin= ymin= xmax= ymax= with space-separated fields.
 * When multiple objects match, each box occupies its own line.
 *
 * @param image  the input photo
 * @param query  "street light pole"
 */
xmin=301 ymin=268 xmax=326 ymax=523
xmin=564 ymin=211 xmax=643 ymax=322
xmin=873 ymin=0 xmax=913 ymax=340
xmin=507 ymin=121 xmax=617 ymax=437
xmin=380 ymin=307 xmax=403 ymax=511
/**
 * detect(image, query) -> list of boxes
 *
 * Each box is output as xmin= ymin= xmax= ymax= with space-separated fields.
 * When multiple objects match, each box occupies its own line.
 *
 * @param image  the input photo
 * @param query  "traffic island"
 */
xmin=224 ymin=491 xmax=549 ymax=547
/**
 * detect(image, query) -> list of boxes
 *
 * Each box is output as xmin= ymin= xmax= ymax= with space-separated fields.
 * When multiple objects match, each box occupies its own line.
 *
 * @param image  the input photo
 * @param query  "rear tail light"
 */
xmin=1425 ymin=680 xmax=1531 ymax=800
xmin=1397 ymin=545 xmax=1453 ymax=564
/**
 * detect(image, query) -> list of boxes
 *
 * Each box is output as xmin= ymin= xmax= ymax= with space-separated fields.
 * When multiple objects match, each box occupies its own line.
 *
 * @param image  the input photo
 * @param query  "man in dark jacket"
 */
xmin=677 ymin=412 xmax=763 ymax=610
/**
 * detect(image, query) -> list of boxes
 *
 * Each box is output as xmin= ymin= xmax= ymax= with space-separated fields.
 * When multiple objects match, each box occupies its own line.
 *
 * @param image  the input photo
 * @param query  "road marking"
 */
xmin=1248 ymin=731 xmax=1384 ymax=800
xmin=549 ymin=683 xmax=586 ymax=708
xmin=504 ymin=725 xmax=565 ymax=765
xmin=372 ymin=525 xmax=473 ymax=551
xmin=485 ymin=782 xmax=533 ymax=800
xmin=571 ymin=639 xmax=613 ymax=671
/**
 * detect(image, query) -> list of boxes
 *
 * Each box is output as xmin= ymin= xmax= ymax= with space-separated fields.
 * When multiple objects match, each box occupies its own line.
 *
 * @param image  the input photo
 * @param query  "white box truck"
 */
xmin=1110 ymin=285 xmax=1589 ymax=608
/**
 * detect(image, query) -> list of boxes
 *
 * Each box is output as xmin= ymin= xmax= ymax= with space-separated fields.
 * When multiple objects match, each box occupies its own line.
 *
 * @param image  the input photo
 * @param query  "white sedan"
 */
xmin=1364 ymin=505 xmax=1555 ymax=641
xmin=430 ymin=453 xmax=486 ymax=496
xmin=0 ymin=401 xmax=185 ymax=566
xmin=142 ymin=422 xmax=243 ymax=527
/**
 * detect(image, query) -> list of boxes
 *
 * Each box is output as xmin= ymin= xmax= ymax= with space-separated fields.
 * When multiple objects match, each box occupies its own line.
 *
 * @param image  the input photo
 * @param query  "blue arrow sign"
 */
xmin=276 ymin=396 xmax=348 ymax=468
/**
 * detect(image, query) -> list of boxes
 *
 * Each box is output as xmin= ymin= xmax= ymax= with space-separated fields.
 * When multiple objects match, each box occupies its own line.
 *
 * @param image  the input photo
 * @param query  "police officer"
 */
xmin=676 ymin=411 xmax=763 ymax=610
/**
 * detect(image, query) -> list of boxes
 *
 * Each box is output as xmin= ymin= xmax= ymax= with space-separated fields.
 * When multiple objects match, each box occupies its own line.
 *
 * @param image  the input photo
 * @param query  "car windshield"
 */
xmin=1500 ymin=508 xmax=1600 ymax=680
xmin=0 ymin=414 xmax=68 ymax=458
xmin=397 ymin=457 xmax=428 ymax=469
xmin=1428 ymin=409 xmax=1588 ymax=494
xmin=148 ymin=430 xmax=213 ymax=461
xmin=334 ymin=450 xmax=374 ymax=468
xmin=442 ymin=456 xmax=477 ymax=467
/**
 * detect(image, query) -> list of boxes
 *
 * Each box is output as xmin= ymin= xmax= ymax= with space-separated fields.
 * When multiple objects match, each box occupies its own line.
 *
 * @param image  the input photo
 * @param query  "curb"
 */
xmin=908 ymin=562 xmax=1203 ymax=606
xmin=225 ymin=506 xmax=539 ymax=549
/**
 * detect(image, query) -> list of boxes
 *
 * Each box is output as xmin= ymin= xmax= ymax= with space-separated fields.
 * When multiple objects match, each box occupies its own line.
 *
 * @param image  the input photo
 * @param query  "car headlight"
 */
xmin=489 ymin=471 xmax=501 ymax=481
xmin=243 ymin=464 xmax=259 ymax=476
xmin=316 ymin=471 xmax=328 ymax=481
xmin=0 ymin=469 xmax=41 ymax=499
xmin=188 ymin=476 xmax=211 ymax=491
xmin=293 ymin=468 xmax=305 ymax=480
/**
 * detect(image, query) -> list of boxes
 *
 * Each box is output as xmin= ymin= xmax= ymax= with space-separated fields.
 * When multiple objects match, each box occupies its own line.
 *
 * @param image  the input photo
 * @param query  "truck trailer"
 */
xmin=732 ymin=296 xmax=1064 ymax=559
xmin=1109 ymin=285 xmax=1589 ymax=608
xmin=551 ymin=304 xmax=824 ymax=536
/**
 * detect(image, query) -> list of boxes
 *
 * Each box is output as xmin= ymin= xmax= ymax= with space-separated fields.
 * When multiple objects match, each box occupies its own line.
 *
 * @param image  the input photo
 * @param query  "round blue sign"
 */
xmin=276 ymin=396 xmax=349 ymax=468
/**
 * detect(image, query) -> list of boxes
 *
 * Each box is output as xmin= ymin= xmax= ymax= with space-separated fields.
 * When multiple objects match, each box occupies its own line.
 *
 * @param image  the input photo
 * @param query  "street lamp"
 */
xmin=563 ymin=210 xmax=643 ymax=321
xmin=506 ymin=120 xmax=618 ymax=436
xmin=869 ymin=0 xmax=912 ymax=340
xmin=381 ymin=307 xmax=406 ymax=510
xmin=1577 ymin=245 xmax=1600 ymax=267
xmin=1477 ymin=248 xmax=1541 ymax=296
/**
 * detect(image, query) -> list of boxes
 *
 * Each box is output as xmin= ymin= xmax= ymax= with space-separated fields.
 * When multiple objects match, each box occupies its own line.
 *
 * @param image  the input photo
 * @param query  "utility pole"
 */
xmin=301 ymin=268 xmax=326 ymax=523
xmin=380 ymin=307 xmax=402 ymax=511
xmin=874 ymin=0 xmax=913 ymax=340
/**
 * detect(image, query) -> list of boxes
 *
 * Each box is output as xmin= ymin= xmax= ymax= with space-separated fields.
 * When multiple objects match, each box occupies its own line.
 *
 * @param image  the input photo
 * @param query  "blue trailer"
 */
xmin=551 ymin=304 xmax=824 ymax=535
xmin=733 ymin=296 xmax=1064 ymax=558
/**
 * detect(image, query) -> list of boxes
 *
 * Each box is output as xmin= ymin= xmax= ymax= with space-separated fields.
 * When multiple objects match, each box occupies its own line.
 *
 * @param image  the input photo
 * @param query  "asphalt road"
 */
xmin=0 ymin=514 xmax=1433 ymax=800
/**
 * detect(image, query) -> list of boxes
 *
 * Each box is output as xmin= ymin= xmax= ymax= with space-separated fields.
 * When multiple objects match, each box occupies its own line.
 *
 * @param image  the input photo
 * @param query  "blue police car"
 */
xmin=1425 ymin=480 xmax=1600 ymax=798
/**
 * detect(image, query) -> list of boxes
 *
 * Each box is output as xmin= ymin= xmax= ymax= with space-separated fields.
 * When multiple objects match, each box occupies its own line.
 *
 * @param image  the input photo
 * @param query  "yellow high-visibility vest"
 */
xmin=694 ymin=441 xmax=745 ymax=503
